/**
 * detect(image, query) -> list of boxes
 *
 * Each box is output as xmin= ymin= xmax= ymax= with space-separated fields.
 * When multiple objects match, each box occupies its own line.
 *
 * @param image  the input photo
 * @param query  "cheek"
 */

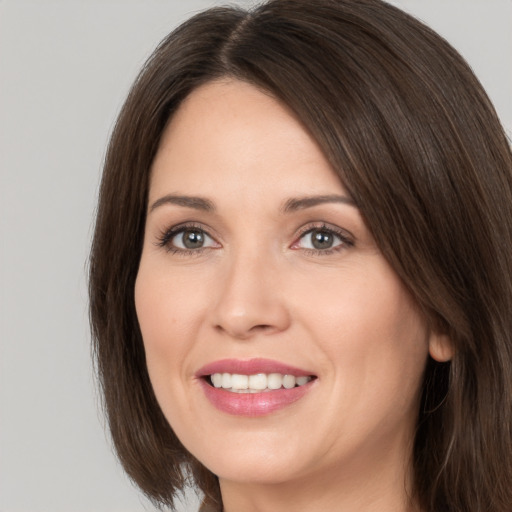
xmin=134 ymin=262 xmax=204 ymax=384
xmin=294 ymin=259 xmax=429 ymax=418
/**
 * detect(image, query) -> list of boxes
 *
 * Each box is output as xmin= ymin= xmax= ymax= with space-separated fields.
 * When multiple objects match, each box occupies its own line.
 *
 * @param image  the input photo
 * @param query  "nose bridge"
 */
xmin=212 ymin=243 xmax=290 ymax=339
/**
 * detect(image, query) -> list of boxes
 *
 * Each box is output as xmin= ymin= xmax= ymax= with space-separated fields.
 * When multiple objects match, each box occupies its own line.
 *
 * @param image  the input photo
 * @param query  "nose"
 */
xmin=211 ymin=251 xmax=291 ymax=340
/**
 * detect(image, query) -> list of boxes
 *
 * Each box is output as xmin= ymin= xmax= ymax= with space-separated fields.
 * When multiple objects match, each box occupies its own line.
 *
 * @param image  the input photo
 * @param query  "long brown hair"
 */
xmin=89 ymin=0 xmax=512 ymax=510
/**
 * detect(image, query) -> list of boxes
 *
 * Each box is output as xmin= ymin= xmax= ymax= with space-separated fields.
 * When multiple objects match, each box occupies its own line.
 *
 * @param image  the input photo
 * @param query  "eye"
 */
xmin=292 ymin=225 xmax=352 ymax=254
xmin=299 ymin=228 xmax=341 ymax=250
xmin=173 ymin=228 xmax=215 ymax=250
xmin=157 ymin=224 xmax=219 ymax=253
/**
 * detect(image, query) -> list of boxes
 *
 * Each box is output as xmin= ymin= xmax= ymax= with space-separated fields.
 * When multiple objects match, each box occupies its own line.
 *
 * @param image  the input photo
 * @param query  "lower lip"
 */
xmin=199 ymin=379 xmax=314 ymax=417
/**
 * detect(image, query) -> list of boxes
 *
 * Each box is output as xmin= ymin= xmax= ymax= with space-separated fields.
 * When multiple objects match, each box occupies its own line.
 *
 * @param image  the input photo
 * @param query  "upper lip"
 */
xmin=196 ymin=358 xmax=316 ymax=378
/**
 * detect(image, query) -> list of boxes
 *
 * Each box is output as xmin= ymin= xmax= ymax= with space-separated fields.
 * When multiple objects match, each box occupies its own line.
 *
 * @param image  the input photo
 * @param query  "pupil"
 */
xmin=312 ymin=230 xmax=333 ymax=249
xmin=183 ymin=229 xmax=204 ymax=249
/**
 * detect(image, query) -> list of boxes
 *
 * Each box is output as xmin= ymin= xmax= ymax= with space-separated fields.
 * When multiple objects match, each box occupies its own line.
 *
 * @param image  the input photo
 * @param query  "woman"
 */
xmin=89 ymin=0 xmax=512 ymax=510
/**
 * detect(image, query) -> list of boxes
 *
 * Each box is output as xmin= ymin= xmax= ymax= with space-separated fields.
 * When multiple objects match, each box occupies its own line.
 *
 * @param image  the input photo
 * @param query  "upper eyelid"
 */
xmin=295 ymin=222 xmax=353 ymax=240
xmin=159 ymin=221 xmax=219 ymax=239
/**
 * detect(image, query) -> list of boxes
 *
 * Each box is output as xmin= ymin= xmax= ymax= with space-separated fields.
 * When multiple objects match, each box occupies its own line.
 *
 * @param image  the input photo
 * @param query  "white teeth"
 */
xmin=210 ymin=372 xmax=312 ymax=392
xmin=211 ymin=373 xmax=223 ymax=388
xmin=296 ymin=376 xmax=310 ymax=386
xmin=230 ymin=374 xmax=248 ymax=390
xmin=248 ymin=373 xmax=267 ymax=390
xmin=283 ymin=374 xmax=296 ymax=389
xmin=267 ymin=373 xmax=283 ymax=390
xmin=221 ymin=373 xmax=232 ymax=389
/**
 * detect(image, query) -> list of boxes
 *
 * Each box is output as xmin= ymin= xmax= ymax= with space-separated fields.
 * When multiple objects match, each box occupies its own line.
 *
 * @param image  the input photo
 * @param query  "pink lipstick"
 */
xmin=196 ymin=358 xmax=316 ymax=417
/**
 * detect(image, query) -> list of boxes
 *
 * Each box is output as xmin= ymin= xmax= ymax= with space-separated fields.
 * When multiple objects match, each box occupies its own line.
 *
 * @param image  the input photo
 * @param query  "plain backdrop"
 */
xmin=0 ymin=1 xmax=510 ymax=511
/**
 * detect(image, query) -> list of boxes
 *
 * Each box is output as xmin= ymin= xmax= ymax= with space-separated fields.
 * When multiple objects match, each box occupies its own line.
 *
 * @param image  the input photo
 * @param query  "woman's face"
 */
xmin=135 ymin=80 xmax=438 ymax=491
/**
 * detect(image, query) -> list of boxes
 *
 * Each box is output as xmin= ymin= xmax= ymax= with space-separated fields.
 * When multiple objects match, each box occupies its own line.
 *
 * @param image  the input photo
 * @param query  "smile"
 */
xmin=197 ymin=359 xmax=317 ymax=416
xmin=209 ymin=372 xmax=313 ymax=392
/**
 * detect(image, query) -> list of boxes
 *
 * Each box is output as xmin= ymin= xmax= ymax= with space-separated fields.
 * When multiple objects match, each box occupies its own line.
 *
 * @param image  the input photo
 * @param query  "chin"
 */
xmin=178 ymin=422 xmax=312 ymax=484
xmin=206 ymin=452 xmax=307 ymax=486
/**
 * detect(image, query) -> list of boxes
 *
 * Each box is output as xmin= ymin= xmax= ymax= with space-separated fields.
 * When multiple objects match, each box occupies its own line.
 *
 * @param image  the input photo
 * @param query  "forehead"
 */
xmin=149 ymin=79 xmax=346 ymax=202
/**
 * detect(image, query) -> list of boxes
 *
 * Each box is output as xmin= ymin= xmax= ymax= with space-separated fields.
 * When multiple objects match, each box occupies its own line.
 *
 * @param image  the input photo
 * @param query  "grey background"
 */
xmin=0 ymin=1 xmax=510 ymax=511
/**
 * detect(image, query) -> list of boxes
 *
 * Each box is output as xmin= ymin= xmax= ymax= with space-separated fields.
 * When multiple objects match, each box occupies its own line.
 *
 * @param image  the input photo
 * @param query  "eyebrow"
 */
xmin=150 ymin=194 xmax=215 ymax=212
xmin=282 ymin=194 xmax=356 ymax=213
xmin=149 ymin=193 xmax=356 ymax=214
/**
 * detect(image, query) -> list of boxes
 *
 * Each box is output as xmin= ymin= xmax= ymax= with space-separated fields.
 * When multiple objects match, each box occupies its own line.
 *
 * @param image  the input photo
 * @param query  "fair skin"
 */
xmin=135 ymin=79 xmax=451 ymax=512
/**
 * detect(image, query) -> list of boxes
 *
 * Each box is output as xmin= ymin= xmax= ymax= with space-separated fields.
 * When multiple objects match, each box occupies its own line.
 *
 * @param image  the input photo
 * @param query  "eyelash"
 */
xmin=155 ymin=222 xmax=212 ymax=257
xmin=155 ymin=222 xmax=354 ymax=257
xmin=294 ymin=223 xmax=354 ymax=256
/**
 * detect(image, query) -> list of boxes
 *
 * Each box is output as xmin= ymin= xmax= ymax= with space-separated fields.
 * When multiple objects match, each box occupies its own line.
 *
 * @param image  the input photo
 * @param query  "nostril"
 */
xmin=211 ymin=282 xmax=292 ymax=339
xmin=251 ymin=324 xmax=273 ymax=332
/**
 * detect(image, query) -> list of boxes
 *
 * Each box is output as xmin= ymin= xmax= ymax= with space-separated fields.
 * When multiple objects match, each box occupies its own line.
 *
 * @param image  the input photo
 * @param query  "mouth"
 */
xmin=196 ymin=359 xmax=317 ymax=416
